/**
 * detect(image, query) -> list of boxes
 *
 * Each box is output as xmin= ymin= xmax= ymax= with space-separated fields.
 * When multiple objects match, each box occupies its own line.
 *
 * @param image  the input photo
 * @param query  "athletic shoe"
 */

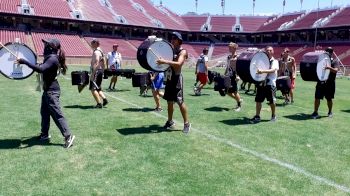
xmin=270 ymin=115 xmax=277 ymax=122
xmin=163 ymin=120 xmax=175 ymax=129
xmin=311 ymin=112 xmax=319 ymax=119
xmin=38 ymin=133 xmax=51 ymax=141
xmin=250 ymin=115 xmax=261 ymax=123
xmin=183 ymin=123 xmax=191 ymax=134
xmin=233 ymin=106 xmax=241 ymax=112
xmin=64 ymin=135 xmax=75 ymax=148
xmin=103 ymin=99 xmax=109 ymax=106
xmin=94 ymin=103 xmax=102 ymax=108
xmin=154 ymin=107 xmax=163 ymax=112
xmin=328 ymin=112 xmax=333 ymax=118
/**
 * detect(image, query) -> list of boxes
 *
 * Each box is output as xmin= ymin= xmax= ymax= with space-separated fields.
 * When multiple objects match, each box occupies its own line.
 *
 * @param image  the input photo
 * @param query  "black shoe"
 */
xmin=311 ymin=112 xmax=319 ymax=119
xmin=103 ymin=99 xmax=108 ymax=106
xmin=250 ymin=116 xmax=261 ymax=123
xmin=64 ymin=135 xmax=75 ymax=148
xmin=94 ymin=103 xmax=102 ymax=108
xmin=163 ymin=120 xmax=175 ymax=129
xmin=38 ymin=133 xmax=51 ymax=141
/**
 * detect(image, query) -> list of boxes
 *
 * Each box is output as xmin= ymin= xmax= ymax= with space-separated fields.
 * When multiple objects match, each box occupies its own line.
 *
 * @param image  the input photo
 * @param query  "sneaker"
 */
xmin=311 ymin=112 xmax=319 ymax=119
xmin=283 ymin=100 xmax=290 ymax=105
xmin=38 ymin=133 xmax=51 ymax=141
xmin=103 ymin=99 xmax=109 ymax=106
xmin=64 ymin=135 xmax=75 ymax=148
xmin=154 ymin=107 xmax=163 ymax=112
xmin=183 ymin=122 xmax=191 ymax=134
xmin=163 ymin=120 xmax=175 ymax=129
xmin=270 ymin=115 xmax=277 ymax=122
xmin=328 ymin=112 xmax=333 ymax=118
xmin=233 ymin=106 xmax=241 ymax=112
xmin=94 ymin=103 xmax=102 ymax=108
xmin=250 ymin=115 xmax=261 ymax=123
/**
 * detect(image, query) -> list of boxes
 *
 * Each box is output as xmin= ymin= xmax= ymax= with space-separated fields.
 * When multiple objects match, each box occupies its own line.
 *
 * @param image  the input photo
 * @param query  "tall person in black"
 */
xmin=17 ymin=38 xmax=75 ymax=148
xmin=311 ymin=47 xmax=339 ymax=119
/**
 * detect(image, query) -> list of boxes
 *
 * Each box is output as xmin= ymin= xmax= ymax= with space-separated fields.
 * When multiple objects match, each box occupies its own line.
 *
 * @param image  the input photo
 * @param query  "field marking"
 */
xmin=104 ymin=92 xmax=350 ymax=193
xmin=61 ymin=75 xmax=350 ymax=193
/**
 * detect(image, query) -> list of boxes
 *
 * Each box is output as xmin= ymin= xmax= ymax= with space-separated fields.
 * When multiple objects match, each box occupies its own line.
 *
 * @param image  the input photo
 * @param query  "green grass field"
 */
xmin=1 ymin=65 xmax=350 ymax=195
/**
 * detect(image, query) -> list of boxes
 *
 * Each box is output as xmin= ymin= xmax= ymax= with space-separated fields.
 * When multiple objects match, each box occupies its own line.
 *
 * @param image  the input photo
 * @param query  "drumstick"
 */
xmin=0 ymin=42 xmax=19 ymax=58
xmin=148 ymin=48 xmax=160 ymax=59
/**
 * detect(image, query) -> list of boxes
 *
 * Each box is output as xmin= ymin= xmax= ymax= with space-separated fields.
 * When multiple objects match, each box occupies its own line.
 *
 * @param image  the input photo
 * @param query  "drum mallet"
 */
xmin=0 ymin=42 xmax=19 ymax=58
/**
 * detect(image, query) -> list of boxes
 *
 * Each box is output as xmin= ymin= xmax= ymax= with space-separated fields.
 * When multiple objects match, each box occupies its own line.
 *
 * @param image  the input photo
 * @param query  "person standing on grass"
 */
xmin=89 ymin=38 xmax=108 ymax=108
xmin=224 ymin=42 xmax=242 ymax=112
xmin=279 ymin=48 xmax=296 ymax=104
xmin=156 ymin=32 xmax=191 ymax=133
xmin=149 ymin=71 xmax=165 ymax=112
xmin=250 ymin=46 xmax=279 ymax=123
xmin=16 ymin=38 xmax=75 ymax=148
xmin=194 ymin=48 xmax=209 ymax=96
xmin=107 ymin=43 xmax=122 ymax=91
xmin=311 ymin=47 xmax=339 ymax=119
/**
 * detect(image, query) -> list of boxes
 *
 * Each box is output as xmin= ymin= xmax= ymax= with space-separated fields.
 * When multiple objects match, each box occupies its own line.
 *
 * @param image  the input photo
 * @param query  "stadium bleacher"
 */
xmin=289 ymin=8 xmax=336 ymax=30
xmin=0 ymin=0 xmax=20 ymax=14
xmin=324 ymin=6 xmax=350 ymax=28
xmin=258 ymin=12 xmax=304 ymax=32
xmin=181 ymin=15 xmax=208 ymax=31
xmin=26 ymin=0 xmax=72 ymax=19
xmin=210 ymin=16 xmax=235 ymax=32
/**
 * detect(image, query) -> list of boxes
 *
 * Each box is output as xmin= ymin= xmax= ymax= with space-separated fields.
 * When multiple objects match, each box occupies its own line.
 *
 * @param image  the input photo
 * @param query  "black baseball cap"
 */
xmin=42 ymin=38 xmax=60 ymax=49
xmin=172 ymin=32 xmax=183 ymax=41
xmin=325 ymin=47 xmax=334 ymax=54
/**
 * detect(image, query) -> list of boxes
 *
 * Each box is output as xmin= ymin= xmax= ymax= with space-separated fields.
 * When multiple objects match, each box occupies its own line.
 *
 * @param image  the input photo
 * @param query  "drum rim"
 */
xmin=0 ymin=42 xmax=37 ymax=80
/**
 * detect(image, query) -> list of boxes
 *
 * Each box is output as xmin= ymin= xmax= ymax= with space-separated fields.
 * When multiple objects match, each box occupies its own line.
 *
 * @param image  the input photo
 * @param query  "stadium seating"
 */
xmin=0 ymin=0 xmax=20 ymax=14
xmin=210 ymin=16 xmax=235 ymax=32
xmin=71 ymin=0 xmax=115 ymax=23
xmin=108 ymin=0 xmax=155 ymax=27
xmin=289 ymin=8 xmax=336 ymax=30
xmin=32 ymin=32 xmax=91 ymax=57
xmin=324 ymin=7 xmax=350 ymax=28
xmin=239 ymin=16 xmax=270 ymax=32
xmin=258 ymin=12 xmax=304 ymax=32
xmin=0 ymin=29 xmax=27 ymax=45
xmin=182 ymin=15 xmax=208 ymax=31
xmin=26 ymin=0 xmax=72 ymax=19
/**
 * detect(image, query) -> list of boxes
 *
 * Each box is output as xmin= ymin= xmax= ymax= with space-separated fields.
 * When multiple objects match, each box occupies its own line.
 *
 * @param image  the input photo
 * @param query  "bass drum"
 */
xmin=276 ymin=76 xmax=291 ymax=93
xmin=71 ymin=71 xmax=89 ymax=86
xmin=0 ymin=42 xmax=36 ymax=80
xmin=236 ymin=50 xmax=270 ymax=84
xmin=300 ymin=52 xmax=331 ymax=82
xmin=137 ymin=36 xmax=173 ymax=72
xmin=132 ymin=72 xmax=150 ymax=87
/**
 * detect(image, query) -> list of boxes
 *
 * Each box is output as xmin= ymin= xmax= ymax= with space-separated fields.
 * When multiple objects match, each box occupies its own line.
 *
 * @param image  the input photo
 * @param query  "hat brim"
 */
xmin=42 ymin=39 xmax=50 ymax=43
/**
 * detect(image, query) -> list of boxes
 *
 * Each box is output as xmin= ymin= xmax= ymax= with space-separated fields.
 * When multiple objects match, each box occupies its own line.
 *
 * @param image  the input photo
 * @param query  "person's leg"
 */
xmin=152 ymin=89 xmax=161 ymax=109
xmin=91 ymin=90 xmax=101 ymax=104
xmin=256 ymin=102 xmax=262 ymax=117
xmin=167 ymin=101 xmax=174 ymax=122
xmin=40 ymin=92 xmax=50 ymax=136
xmin=327 ymin=99 xmax=333 ymax=114
xmin=314 ymin=99 xmax=320 ymax=113
xmin=112 ymin=76 xmax=118 ymax=89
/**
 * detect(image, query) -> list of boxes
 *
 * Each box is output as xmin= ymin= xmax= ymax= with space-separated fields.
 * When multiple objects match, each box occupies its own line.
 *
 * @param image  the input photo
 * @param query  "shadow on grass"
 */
xmin=122 ymin=107 xmax=154 ymax=112
xmin=341 ymin=109 xmax=350 ymax=113
xmin=220 ymin=117 xmax=269 ymax=126
xmin=105 ymin=88 xmax=131 ymax=92
xmin=117 ymin=125 xmax=178 ymax=135
xmin=64 ymin=105 xmax=96 ymax=110
xmin=189 ymin=93 xmax=210 ymax=97
xmin=284 ymin=113 xmax=325 ymax=121
xmin=204 ymin=106 xmax=230 ymax=112
xmin=0 ymin=136 xmax=62 ymax=149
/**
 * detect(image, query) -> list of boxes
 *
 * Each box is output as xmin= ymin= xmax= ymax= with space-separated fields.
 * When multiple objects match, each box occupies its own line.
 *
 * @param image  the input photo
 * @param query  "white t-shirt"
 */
xmin=107 ymin=51 xmax=122 ymax=69
xmin=197 ymin=54 xmax=209 ymax=73
xmin=266 ymin=57 xmax=279 ymax=87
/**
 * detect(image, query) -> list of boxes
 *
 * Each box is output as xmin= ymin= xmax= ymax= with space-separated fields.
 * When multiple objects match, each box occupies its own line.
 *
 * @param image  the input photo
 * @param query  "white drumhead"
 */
xmin=250 ymin=52 xmax=270 ymax=82
xmin=146 ymin=40 xmax=173 ymax=72
xmin=277 ymin=76 xmax=290 ymax=80
xmin=316 ymin=53 xmax=331 ymax=81
xmin=0 ymin=43 xmax=36 ymax=79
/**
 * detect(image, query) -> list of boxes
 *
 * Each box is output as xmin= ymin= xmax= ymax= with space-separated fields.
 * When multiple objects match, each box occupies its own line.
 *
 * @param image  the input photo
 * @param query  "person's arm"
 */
xmin=257 ymin=60 xmax=279 ymax=74
xmin=204 ymin=56 xmax=209 ymax=75
xmin=291 ymin=57 xmax=297 ymax=79
xmin=326 ymin=64 xmax=339 ymax=73
xmin=119 ymin=53 xmax=122 ymax=68
xmin=17 ymin=57 xmax=57 ymax=73
xmin=156 ymin=50 xmax=187 ymax=71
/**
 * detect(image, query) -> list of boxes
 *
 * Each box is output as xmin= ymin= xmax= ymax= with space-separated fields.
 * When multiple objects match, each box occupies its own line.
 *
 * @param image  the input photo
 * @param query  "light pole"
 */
xmin=314 ymin=0 xmax=320 ymax=50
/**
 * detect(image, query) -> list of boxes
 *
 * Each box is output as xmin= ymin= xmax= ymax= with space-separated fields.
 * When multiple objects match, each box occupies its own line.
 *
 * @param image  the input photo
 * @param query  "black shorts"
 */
xmin=315 ymin=82 xmax=335 ymax=100
xmin=163 ymin=74 xmax=184 ymax=105
xmin=227 ymin=78 xmax=238 ymax=93
xmin=89 ymin=70 xmax=103 ymax=91
xmin=255 ymin=85 xmax=277 ymax=104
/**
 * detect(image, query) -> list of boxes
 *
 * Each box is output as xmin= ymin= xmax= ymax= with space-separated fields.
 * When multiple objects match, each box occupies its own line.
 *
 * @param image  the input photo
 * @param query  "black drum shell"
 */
xmin=137 ymin=40 xmax=153 ymax=71
xmin=300 ymin=61 xmax=318 ymax=81
xmin=71 ymin=71 xmax=89 ymax=86
xmin=214 ymin=75 xmax=231 ymax=91
xmin=208 ymin=70 xmax=220 ymax=85
xmin=236 ymin=58 xmax=254 ymax=83
xmin=276 ymin=77 xmax=291 ymax=91
xmin=132 ymin=73 xmax=150 ymax=87
xmin=104 ymin=69 xmax=135 ymax=78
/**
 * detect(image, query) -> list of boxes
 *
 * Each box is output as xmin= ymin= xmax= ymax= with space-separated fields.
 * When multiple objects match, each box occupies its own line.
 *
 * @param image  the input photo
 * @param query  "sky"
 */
xmin=151 ymin=0 xmax=349 ymax=16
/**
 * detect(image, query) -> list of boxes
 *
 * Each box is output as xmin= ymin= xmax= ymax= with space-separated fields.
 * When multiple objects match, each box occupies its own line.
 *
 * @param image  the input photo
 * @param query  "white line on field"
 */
xmin=105 ymin=92 xmax=350 ymax=193
xmin=62 ymin=75 xmax=350 ymax=193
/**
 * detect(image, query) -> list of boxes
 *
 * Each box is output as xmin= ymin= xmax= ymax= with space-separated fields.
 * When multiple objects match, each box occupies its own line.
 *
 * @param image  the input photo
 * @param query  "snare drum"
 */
xmin=137 ymin=36 xmax=173 ymax=72
xmin=236 ymin=50 xmax=270 ymax=84
xmin=71 ymin=71 xmax=89 ymax=86
xmin=300 ymin=52 xmax=331 ymax=82
xmin=276 ymin=76 xmax=291 ymax=93
xmin=0 ymin=42 xmax=36 ymax=80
